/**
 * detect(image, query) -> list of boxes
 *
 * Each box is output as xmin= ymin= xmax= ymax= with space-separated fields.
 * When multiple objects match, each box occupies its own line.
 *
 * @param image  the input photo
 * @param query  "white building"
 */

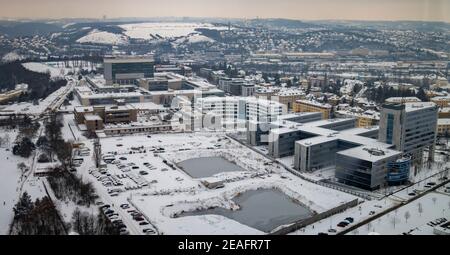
xmin=180 ymin=96 xmax=286 ymax=131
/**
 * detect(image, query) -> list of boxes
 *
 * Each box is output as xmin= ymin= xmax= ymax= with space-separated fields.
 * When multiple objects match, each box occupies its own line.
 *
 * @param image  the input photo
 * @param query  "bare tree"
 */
xmin=367 ymin=222 xmax=372 ymax=231
xmin=17 ymin=162 xmax=28 ymax=174
xmin=417 ymin=202 xmax=423 ymax=216
xmin=404 ymin=211 xmax=411 ymax=223
xmin=390 ymin=216 xmax=397 ymax=229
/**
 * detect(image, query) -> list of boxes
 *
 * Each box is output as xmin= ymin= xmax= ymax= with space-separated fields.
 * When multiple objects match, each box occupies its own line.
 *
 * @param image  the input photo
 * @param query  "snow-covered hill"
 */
xmin=76 ymin=29 xmax=129 ymax=45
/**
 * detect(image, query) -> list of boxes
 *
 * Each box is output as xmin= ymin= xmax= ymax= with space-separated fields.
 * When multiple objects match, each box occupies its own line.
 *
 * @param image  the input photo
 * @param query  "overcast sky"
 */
xmin=0 ymin=0 xmax=449 ymax=22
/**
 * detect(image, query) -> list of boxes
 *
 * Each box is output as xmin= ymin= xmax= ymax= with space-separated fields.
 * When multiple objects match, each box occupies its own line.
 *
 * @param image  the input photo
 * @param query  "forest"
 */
xmin=0 ymin=61 xmax=67 ymax=103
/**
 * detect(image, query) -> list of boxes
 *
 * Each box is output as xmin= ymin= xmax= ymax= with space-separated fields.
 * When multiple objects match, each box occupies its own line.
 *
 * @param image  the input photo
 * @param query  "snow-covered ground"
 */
xmin=0 ymin=78 xmax=75 ymax=116
xmin=0 ymin=129 xmax=28 ymax=234
xmin=2 ymin=52 xmax=24 ymax=63
xmin=22 ymin=61 xmax=99 ymax=78
xmin=350 ymin=192 xmax=450 ymax=235
xmin=22 ymin=62 xmax=65 ymax=79
xmin=75 ymin=132 xmax=357 ymax=235
xmin=119 ymin=22 xmax=228 ymax=40
xmin=0 ymin=127 xmax=48 ymax=234
xmin=172 ymin=34 xmax=215 ymax=46
xmin=76 ymin=29 xmax=129 ymax=45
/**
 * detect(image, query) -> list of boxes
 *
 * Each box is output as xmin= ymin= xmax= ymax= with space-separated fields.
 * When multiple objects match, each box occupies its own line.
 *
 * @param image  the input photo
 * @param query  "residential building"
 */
xmin=437 ymin=119 xmax=450 ymax=136
xmin=293 ymin=100 xmax=332 ymax=119
xmin=431 ymin=96 xmax=450 ymax=108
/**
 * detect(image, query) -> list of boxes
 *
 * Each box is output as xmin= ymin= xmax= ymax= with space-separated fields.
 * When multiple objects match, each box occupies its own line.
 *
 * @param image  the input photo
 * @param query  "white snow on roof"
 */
xmin=337 ymin=146 xmax=402 ymax=162
xmin=438 ymin=118 xmax=450 ymax=125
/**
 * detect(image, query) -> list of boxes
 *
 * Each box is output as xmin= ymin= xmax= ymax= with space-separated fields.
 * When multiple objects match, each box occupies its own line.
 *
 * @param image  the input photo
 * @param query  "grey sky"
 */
xmin=0 ymin=0 xmax=449 ymax=22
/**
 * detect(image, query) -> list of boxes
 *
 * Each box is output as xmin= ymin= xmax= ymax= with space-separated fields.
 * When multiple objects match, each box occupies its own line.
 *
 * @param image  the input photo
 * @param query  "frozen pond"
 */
xmin=180 ymin=189 xmax=313 ymax=233
xmin=177 ymin=157 xmax=245 ymax=178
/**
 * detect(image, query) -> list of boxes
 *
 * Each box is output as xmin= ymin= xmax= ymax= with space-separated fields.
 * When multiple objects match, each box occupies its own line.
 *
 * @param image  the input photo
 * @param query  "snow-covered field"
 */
xmin=22 ymin=61 xmax=99 ymax=78
xmin=76 ymin=29 xmax=129 ymax=45
xmin=0 ymin=127 xmax=48 ymax=234
xmin=0 ymin=129 xmax=28 ymax=234
xmin=119 ymin=22 xmax=228 ymax=40
xmin=172 ymin=34 xmax=215 ymax=46
xmin=22 ymin=62 xmax=65 ymax=79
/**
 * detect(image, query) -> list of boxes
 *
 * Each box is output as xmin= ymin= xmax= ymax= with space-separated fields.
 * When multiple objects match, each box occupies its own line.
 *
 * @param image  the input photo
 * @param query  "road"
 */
xmin=338 ymin=178 xmax=450 ymax=235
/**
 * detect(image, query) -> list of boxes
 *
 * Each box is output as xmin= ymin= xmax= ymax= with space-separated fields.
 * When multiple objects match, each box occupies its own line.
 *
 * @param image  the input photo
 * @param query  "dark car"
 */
xmin=139 ymin=171 xmax=149 ymax=175
xmin=134 ymin=217 xmax=145 ymax=222
xmin=143 ymin=228 xmax=155 ymax=234
xmin=318 ymin=232 xmax=329 ymax=235
xmin=337 ymin=222 xmax=349 ymax=227
xmin=139 ymin=222 xmax=149 ymax=226
xmin=119 ymin=157 xmax=127 ymax=160
xmin=345 ymin=217 xmax=354 ymax=223
xmin=104 ymin=209 xmax=114 ymax=215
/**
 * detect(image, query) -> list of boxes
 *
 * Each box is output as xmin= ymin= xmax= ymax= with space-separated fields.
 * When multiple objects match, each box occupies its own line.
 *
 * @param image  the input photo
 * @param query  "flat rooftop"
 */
xmin=84 ymin=114 xmax=103 ymax=121
xmin=438 ymin=118 xmax=450 ymax=125
xmin=404 ymin=102 xmax=437 ymax=112
xmin=104 ymin=56 xmax=154 ymax=64
xmin=336 ymin=146 xmax=402 ymax=162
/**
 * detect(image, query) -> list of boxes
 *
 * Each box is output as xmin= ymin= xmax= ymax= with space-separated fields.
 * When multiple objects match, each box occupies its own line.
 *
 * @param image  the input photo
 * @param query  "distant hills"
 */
xmin=0 ymin=18 xmax=449 ymax=38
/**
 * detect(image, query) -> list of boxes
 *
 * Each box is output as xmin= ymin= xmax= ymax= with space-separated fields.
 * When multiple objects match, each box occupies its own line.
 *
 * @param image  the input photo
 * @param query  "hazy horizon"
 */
xmin=0 ymin=0 xmax=448 ymax=23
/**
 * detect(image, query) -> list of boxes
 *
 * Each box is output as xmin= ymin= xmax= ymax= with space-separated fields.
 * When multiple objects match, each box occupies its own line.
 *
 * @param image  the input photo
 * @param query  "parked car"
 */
xmin=345 ymin=217 xmax=354 ymax=223
xmin=119 ymin=230 xmax=129 ymax=235
xmin=134 ymin=217 xmax=145 ymax=222
xmin=143 ymin=228 xmax=155 ymax=234
xmin=120 ymin=204 xmax=130 ymax=209
xmin=337 ymin=222 xmax=349 ymax=227
xmin=139 ymin=222 xmax=149 ymax=226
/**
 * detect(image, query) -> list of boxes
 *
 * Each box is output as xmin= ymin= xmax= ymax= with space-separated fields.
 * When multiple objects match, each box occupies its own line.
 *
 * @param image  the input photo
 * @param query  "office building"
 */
xmin=104 ymin=55 xmax=154 ymax=85
xmin=335 ymin=147 xmax=405 ymax=190
xmin=378 ymin=102 xmax=438 ymax=162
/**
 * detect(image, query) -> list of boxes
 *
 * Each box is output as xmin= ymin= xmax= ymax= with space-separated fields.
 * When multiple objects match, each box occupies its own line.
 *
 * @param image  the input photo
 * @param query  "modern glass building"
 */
xmin=104 ymin=56 xmax=154 ymax=85
xmin=378 ymin=102 xmax=438 ymax=160
xmin=386 ymin=157 xmax=411 ymax=185
xmin=335 ymin=147 xmax=403 ymax=190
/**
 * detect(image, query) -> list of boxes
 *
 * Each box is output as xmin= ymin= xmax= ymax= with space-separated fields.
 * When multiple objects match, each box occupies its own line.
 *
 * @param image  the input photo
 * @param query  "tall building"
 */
xmin=104 ymin=55 xmax=155 ymax=85
xmin=378 ymin=102 xmax=439 ymax=163
xmin=182 ymin=96 xmax=287 ymax=131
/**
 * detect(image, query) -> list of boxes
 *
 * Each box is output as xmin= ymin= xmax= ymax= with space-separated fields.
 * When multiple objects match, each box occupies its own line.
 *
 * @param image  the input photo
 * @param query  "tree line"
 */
xmin=0 ymin=61 xmax=67 ymax=104
xmin=10 ymin=192 xmax=66 ymax=235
